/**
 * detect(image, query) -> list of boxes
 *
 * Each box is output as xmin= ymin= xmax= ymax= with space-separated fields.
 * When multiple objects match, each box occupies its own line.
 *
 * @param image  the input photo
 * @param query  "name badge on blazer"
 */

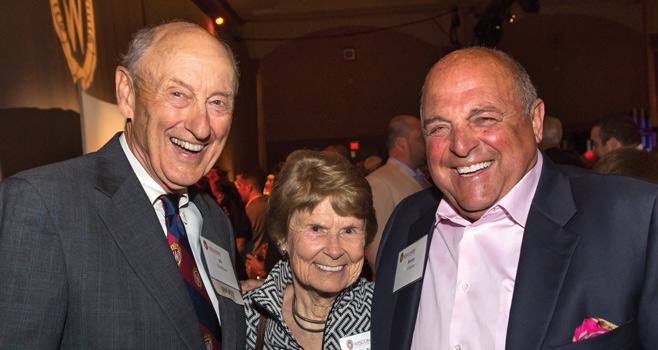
xmin=339 ymin=331 xmax=370 ymax=350
xmin=201 ymin=237 xmax=244 ymax=305
xmin=393 ymin=235 xmax=428 ymax=292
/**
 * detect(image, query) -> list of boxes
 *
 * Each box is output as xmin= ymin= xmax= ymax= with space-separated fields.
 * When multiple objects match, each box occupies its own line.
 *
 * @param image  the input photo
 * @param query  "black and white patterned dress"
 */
xmin=243 ymin=259 xmax=373 ymax=350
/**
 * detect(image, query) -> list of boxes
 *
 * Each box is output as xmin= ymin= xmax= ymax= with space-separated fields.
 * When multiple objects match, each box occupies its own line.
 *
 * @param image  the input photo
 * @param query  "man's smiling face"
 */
xmin=421 ymin=50 xmax=543 ymax=222
xmin=121 ymin=25 xmax=236 ymax=192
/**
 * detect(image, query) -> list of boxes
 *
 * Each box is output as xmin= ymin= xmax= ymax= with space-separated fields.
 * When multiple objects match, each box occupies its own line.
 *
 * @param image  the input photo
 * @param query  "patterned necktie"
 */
xmin=160 ymin=194 xmax=222 ymax=350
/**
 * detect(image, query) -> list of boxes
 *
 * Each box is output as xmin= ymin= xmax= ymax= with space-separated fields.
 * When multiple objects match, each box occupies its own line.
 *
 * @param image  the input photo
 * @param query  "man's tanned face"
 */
xmin=421 ymin=49 xmax=543 ymax=222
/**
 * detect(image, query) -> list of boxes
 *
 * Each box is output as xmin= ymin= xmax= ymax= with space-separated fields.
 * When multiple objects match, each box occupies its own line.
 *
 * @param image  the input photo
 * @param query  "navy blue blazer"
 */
xmin=372 ymin=156 xmax=658 ymax=349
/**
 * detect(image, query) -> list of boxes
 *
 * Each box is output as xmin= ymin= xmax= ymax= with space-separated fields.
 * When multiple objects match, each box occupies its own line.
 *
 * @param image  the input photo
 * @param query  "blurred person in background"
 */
xmin=366 ymin=115 xmax=430 ymax=278
xmin=235 ymin=169 xmax=269 ymax=279
xmin=590 ymin=113 xmax=643 ymax=160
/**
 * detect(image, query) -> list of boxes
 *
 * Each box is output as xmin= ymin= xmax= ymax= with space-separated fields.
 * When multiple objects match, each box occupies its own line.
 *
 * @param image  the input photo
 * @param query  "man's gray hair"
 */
xmin=120 ymin=20 xmax=240 ymax=93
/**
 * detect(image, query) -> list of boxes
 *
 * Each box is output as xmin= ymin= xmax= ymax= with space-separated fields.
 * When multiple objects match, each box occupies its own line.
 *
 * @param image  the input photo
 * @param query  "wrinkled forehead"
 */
xmin=433 ymin=49 xmax=513 ymax=86
xmin=140 ymin=26 xmax=236 ymax=84
xmin=422 ymin=51 xmax=518 ymax=109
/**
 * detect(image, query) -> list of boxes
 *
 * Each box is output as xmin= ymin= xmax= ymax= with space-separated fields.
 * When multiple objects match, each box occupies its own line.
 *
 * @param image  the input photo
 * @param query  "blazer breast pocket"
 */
xmin=550 ymin=320 xmax=640 ymax=350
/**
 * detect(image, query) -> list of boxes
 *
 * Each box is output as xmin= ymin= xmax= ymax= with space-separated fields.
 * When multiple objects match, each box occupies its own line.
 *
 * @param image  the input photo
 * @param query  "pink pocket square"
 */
xmin=572 ymin=318 xmax=618 ymax=342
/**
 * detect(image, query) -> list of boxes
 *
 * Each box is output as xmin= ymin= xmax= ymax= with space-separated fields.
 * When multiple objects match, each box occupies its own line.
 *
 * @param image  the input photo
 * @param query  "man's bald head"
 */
xmin=421 ymin=47 xmax=537 ymax=122
xmin=386 ymin=115 xmax=426 ymax=170
xmin=387 ymin=115 xmax=420 ymax=151
xmin=121 ymin=21 xmax=239 ymax=93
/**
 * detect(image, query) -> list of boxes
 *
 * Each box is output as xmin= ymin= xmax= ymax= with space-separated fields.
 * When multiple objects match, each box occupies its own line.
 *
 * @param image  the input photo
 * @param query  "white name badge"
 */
xmin=393 ymin=235 xmax=428 ymax=292
xmin=339 ymin=331 xmax=370 ymax=350
xmin=201 ymin=237 xmax=244 ymax=305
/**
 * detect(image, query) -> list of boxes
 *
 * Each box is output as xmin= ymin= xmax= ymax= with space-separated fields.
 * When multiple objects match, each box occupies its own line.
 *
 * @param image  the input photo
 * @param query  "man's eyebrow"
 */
xmin=423 ymin=115 xmax=450 ymax=128
xmin=468 ymin=106 xmax=499 ymax=118
xmin=169 ymin=78 xmax=234 ymax=99
xmin=210 ymin=90 xmax=234 ymax=99
xmin=169 ymin=78 xmax=195 ymax=93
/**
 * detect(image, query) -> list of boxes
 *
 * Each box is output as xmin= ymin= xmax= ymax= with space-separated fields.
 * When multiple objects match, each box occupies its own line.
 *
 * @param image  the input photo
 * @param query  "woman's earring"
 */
xmin=277 ymin=243 xmax=287 ymax=256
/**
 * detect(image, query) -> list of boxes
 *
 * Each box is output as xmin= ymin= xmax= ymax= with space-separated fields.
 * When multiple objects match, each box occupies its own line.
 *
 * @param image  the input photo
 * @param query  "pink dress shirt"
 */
xmin=411 ymin=152 xmax=543 ymax=350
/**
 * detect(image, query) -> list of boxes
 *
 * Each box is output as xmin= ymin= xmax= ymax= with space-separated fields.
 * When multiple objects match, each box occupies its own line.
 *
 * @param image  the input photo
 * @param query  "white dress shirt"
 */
xmin=119 ymin=133 xmax=221 ymax=324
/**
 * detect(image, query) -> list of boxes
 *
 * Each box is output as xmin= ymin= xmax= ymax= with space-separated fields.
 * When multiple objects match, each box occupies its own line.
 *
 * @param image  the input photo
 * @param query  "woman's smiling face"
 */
xmin=284 ymin=197 xmax=366 ymax=297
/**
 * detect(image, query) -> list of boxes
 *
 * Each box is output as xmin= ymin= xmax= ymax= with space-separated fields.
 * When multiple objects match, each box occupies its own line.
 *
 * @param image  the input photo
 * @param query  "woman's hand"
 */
xmin=240 ymin=278 xmax=265 ymax=292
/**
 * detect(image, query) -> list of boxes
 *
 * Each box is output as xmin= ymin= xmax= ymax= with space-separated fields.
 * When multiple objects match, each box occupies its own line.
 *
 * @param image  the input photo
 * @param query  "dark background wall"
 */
xmin=499 ymin=13 xmax=648 ymax=151
xmin=0 ymin=1 xmax=655 ymax=179
xmin=0 ymin=108 xmax=82 ymax=180
xmin=260 ymin=26 xmax=440 ymax=170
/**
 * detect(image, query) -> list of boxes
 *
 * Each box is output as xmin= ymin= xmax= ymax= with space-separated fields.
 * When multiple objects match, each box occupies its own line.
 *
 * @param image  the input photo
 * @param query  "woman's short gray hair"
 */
xmin=267 ymin=150 xmax=377 ymax=248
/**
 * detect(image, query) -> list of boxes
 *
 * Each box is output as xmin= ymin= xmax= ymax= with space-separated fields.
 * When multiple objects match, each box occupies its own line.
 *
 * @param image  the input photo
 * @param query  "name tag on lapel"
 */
xmin=393 ymin=235 xmax=428 ymax=292
xmin=200 ymin=237 xmax=244 ymax=305
xmin=339 ymin=331 xmax=370 ymax=350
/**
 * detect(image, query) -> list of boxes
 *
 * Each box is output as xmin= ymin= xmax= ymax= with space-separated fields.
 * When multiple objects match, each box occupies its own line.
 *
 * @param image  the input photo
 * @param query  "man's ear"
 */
xmin=115 ymin=66 xmax=135 ymax=121
xmin=530 ymin=98 xmax=545 ymax=144
xmin=395 ymin=135 xmax=408 ymax=151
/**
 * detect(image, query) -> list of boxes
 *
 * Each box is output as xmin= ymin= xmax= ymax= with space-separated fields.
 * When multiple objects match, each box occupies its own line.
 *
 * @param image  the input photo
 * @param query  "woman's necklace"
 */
xmin=292 ymin=293 xmax=326 ymax=333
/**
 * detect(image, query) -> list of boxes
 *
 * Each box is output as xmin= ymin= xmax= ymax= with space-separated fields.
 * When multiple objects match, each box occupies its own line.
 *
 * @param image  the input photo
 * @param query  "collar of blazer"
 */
xmin=93 ymin=134 xmax=216 ymax=349
xmin=506 ymin=156 xmax=581 ymax=349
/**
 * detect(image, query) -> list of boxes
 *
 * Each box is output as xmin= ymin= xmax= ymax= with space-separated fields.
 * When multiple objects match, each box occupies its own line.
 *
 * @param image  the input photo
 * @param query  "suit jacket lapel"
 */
xmin=506 ymin=159 xmax=580 ymax=349
xmin=390 ymin=193 xmax=439 ymax=349
xmin=95 ymin=135 xmax=205 ymax=349
xmin=192 ymin=187 xmax=235 ymax=285
xmin=192 ymin=188 xmax=244 ymax=350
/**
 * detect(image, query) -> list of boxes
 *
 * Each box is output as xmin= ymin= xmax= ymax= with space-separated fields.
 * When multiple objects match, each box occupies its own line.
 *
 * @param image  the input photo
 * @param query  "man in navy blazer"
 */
xmin=372 ymin=47 xmax=658 ymax=349
xmin=0 ymin=22 xmax=245 ymax=349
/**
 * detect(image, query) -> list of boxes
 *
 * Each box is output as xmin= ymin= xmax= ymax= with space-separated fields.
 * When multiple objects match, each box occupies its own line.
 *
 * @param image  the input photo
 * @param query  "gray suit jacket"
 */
xmin=0 ymin=133 xmax=246 ymax=349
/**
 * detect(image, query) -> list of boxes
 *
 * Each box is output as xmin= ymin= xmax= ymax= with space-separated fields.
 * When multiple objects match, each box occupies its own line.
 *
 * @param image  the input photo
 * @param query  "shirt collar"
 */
xmin=436 ymin=150 xmax=543 ymax=228
xmin=390 ymin=157 xmax=424 ymax=178
xmin=119 ymin=133 xmax=189 ymax=207
xmin=246 ymin=194 xmax=265 ymax=208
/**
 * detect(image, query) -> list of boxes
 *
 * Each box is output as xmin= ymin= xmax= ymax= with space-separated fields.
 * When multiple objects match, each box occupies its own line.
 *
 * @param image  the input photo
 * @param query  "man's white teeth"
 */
xmin=315 ymin=263 xmax=343 ymax=272
xmin=171 ymin=137 xmax=203 ymax=152
xmin=457 ymin=161 xmax=493 ymax=176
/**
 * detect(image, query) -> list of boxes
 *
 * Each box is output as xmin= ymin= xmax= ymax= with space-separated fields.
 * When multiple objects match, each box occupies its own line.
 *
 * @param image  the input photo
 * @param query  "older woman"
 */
xmin=243 ymin=150 xmax=377 ymax=350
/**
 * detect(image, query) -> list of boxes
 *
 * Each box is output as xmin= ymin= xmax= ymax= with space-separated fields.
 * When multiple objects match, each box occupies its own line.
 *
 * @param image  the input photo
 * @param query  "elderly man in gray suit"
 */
xmin=0 ymin=21 xmax=245 ymax=349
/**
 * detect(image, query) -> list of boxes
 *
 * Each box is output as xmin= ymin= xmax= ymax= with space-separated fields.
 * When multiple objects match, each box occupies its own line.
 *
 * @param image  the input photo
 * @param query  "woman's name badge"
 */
xmin=393 ymin=235 xmax=428 ymax=292
xmin=201 ymin=237 xmax=244 ymax=305
xmin=339 ymin=331 xmax=370 ymax=350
